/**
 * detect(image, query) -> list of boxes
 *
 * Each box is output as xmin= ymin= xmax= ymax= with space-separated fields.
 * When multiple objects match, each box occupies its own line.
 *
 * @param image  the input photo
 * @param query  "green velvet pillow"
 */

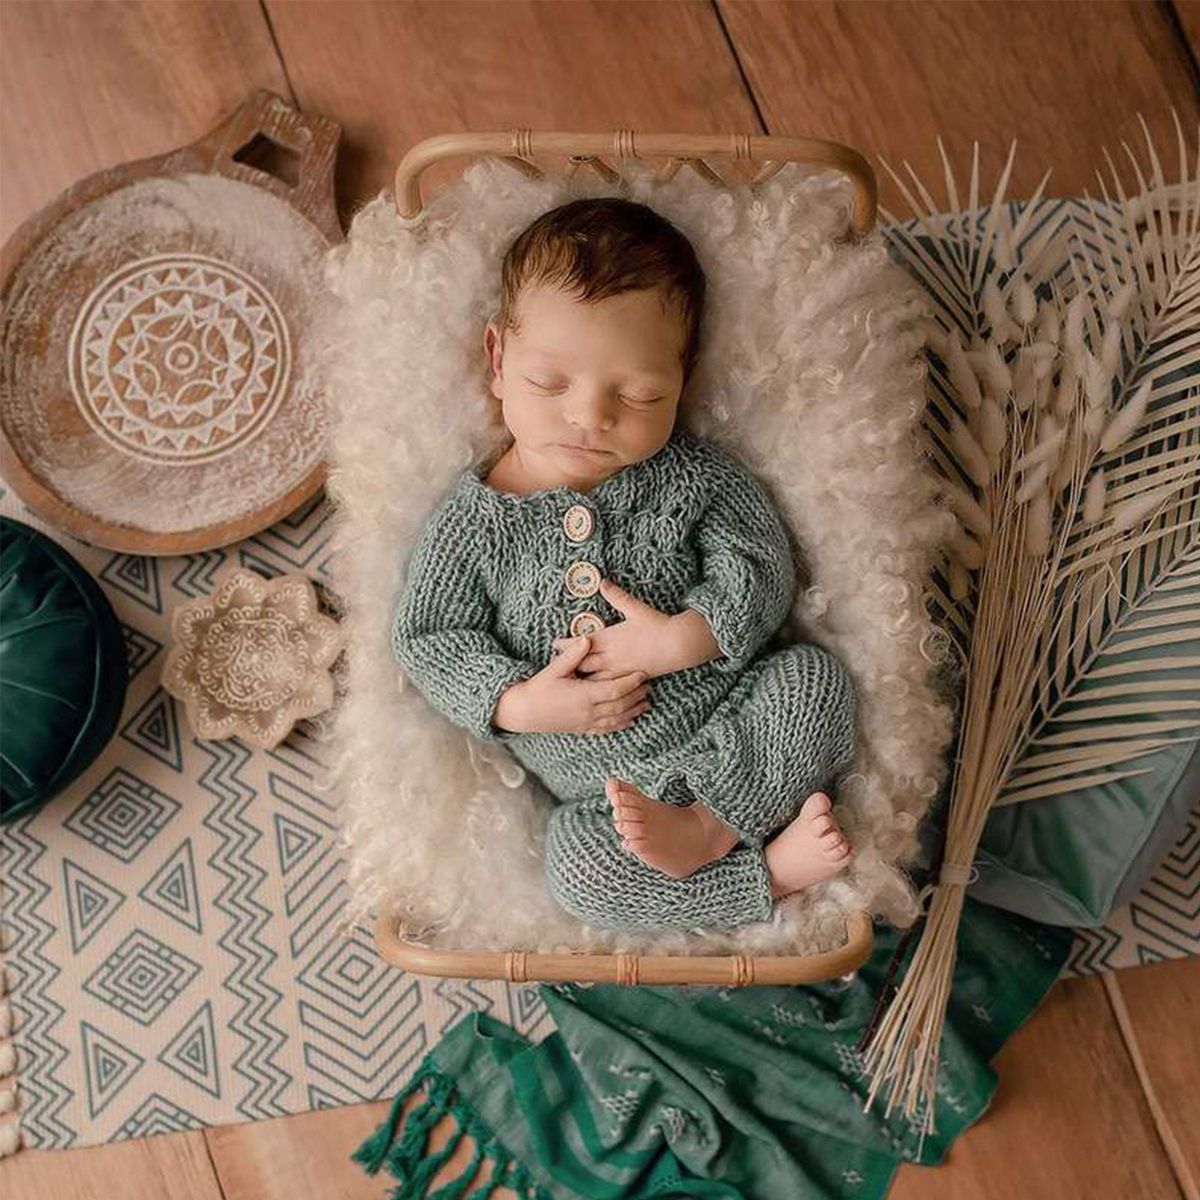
xmin=918 ymin=708 xmax=1198 ymax=927
xmin=0 ymin=517 xmax=129 ymax=824
xmin=970 ymin=738 xmax=1198 ymax=925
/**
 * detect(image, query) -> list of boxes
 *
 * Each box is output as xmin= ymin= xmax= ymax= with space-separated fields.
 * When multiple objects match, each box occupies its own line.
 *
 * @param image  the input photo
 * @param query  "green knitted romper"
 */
xmin=391 ymin=427 xmax=857 ymax=931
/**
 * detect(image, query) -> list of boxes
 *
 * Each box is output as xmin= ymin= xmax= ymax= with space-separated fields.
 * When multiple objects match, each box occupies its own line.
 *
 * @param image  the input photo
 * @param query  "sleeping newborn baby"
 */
xmin=392 ymin=195 xmax=857 ymax=932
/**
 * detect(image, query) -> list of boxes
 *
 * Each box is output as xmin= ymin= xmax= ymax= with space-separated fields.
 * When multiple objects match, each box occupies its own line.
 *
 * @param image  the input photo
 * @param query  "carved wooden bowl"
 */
xmin=0 ymin=89 xmax=342 ymax=554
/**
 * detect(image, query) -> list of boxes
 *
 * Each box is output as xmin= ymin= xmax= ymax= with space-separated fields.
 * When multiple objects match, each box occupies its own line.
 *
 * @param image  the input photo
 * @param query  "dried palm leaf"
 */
xmin=866 ymin=112 xmax=1200 ymax=1151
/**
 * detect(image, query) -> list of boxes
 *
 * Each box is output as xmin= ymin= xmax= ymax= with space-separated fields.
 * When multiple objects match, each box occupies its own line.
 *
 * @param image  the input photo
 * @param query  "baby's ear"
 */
xmin=483 ymin=318 xmax=504 ymax=375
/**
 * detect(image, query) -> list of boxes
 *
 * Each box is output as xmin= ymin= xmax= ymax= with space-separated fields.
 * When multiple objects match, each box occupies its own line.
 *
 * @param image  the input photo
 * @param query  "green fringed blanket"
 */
xmin=353 ymin=894 xmax=1072 ymax=1199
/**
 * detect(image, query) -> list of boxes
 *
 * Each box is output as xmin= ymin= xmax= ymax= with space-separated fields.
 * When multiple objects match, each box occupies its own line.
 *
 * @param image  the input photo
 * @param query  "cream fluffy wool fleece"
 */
xmin=315 ymin=157 xmax=957 ymax=957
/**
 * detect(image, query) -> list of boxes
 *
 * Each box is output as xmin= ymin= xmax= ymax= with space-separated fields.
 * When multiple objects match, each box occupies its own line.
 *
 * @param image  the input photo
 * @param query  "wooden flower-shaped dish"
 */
xmin=162 ymin=565 xmax=343 ymax=749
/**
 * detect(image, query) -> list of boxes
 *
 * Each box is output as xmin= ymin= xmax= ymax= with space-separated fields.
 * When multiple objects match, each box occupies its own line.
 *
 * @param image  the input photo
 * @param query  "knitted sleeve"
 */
xmin=391 ymin=499 xmax=539 ymax=743
xmin=681 ymin=449 xmax=798 ymax=674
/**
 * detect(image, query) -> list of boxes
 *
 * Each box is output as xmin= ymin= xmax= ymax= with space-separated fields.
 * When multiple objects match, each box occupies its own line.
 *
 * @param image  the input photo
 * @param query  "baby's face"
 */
xmin=484 ymin=282 xmax=685 ymax=488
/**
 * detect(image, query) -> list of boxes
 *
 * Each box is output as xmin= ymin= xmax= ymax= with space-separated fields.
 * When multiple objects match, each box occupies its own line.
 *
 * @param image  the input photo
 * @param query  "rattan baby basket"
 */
xmin=365 ymin=128 xmax=885 ymax=988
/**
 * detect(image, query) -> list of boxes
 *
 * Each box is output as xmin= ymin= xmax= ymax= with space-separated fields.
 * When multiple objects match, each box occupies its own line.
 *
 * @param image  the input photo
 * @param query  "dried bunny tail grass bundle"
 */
xmin=863 ymin=112 xmax=1200 ymax=1151
xmin=1083 ymin=468 xmax=1108 ymax=524
xmin=940 ymin=478 xmax=991 ymax=538
xmin=1099 ymin=377 xmax=1153 ymax=452
xmin=967 ymin=340 xmax=1012 ymax=399
xmin=949 ymin=415 xmax=991 ymax=488
xmin=946 ymin=332 xmax=983 ymax=408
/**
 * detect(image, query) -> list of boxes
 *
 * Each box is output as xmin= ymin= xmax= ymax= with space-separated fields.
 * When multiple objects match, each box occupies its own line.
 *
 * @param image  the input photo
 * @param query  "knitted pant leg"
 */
xmin=651 ymin=643 xmax=857 ymax=849
xmin=543 ymin=796 xmax=774 ymax=931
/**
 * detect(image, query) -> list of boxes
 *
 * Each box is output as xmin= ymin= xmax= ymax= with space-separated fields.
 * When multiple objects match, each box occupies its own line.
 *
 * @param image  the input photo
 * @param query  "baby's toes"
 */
xmin=800 ymin=792 xmax=833 ymax=822
xmin=615 ymin=814 xmax=644 ymax=838
xmin=619 ymin=781 xmax=650 ymax=807
xmin=612 ymin=798 xmax=644 ymax=823
xmin=610 ymin=779 xmax=638 ymax=807
xmin=827 ymin=836 xmax=852 ymax=860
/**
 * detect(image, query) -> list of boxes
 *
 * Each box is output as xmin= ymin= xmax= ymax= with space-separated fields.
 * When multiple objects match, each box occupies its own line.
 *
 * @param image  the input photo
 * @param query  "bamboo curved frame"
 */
xmin=393 ymin=129 xmax=877 ymax=237
xmin=376 ymin=906 xmax=875 ymax=986
xmin=377 ymin=128 xmax=878 ymax=985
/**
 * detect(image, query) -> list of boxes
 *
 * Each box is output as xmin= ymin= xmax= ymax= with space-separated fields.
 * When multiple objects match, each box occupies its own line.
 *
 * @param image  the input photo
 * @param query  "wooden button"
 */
xmin=570 ymin=610 xmax=605 ymax=637
xmin=563 ymin=504 xmax=594 ymax=542
xmin=564 ymin=561 xmax=601 ymax=598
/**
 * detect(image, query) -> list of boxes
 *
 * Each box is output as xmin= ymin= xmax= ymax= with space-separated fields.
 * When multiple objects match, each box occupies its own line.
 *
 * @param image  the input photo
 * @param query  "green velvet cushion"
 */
xmin=967 ymin=588 xmax=1200 ymax=924
xmin=970 ymin=737 xmax=1199 ymax=925
xmin=918 ymin=706 xmax=1198 ymax=927
xmin=0 ymin=517 xmax=129 ymax=824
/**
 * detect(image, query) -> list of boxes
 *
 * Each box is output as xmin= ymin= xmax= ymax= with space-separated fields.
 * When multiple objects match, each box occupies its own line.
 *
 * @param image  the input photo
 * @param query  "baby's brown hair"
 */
xmin=495 ymin=197 xmax=707 ymax=387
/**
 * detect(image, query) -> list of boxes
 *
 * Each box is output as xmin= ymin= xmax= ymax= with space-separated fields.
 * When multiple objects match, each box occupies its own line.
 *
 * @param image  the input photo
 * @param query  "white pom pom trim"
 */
xmin=0 ymin=1119 xmax=22 ymax=1157
xmin=0 ymin=991 xmax=16 ymax=1153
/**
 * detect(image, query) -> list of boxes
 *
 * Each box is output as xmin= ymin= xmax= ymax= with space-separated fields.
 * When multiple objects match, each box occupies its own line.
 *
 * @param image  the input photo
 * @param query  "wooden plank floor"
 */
xmin=1 ymin=2 xmax=1198 ymax=1197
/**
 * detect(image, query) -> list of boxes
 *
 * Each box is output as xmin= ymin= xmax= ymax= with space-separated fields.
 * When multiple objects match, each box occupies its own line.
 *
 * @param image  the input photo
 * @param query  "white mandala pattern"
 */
xmin=68 ymin=253 xmax=291 ymax=464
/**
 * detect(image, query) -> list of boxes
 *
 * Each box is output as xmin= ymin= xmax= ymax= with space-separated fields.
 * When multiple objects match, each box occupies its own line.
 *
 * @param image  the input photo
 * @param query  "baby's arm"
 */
xmin=680 ymin=448 xmax=798 ymax=674
xmin=391 ymin=500 xmax=539 ymax=743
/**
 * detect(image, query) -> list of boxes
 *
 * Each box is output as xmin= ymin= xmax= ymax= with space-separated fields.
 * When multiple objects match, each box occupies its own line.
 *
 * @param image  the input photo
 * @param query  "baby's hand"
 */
xmin=557 ymin=579 xmax=696 ymax=680
xmin=492 ymin=636 xmax=651 ymax=736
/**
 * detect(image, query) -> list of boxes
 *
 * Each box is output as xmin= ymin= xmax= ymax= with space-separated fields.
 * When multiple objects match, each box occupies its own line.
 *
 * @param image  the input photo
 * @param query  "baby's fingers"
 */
xmin=611 ymin=701 xmax=651 ymax=729
xmin=594 ymin=683 xmax=651 ymax=717
xmin=603 ymin=671 xmax=649 ymax=698
xmin=589 ymin=700 xmax=651 ymax=734
xmin=578 ymin=671 xmax=641 ymax=695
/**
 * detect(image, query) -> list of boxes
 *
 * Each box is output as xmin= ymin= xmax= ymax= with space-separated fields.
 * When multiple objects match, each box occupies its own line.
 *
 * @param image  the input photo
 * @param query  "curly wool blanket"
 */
xmin=315 ymin=156 xmax=956 ymax=957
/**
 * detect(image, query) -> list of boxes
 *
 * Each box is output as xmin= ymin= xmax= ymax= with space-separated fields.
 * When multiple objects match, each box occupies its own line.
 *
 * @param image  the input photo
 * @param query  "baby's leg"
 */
xmin=544 ymin=796 xmax=774 ymax=931
xmin=647 ymin=642 xmax=857 ymax=849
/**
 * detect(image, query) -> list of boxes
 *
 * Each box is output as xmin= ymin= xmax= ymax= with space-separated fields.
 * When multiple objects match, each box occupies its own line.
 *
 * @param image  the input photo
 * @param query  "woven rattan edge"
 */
xmin=392 ymin=129 xmax=877 ymax=237
xmin=374 ymin=907 xmax=874 ymax=986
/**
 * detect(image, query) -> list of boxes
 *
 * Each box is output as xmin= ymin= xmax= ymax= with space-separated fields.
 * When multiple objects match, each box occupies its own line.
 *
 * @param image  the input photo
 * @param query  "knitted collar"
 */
xmin=460 ymin=427 xmax=691 ymax=509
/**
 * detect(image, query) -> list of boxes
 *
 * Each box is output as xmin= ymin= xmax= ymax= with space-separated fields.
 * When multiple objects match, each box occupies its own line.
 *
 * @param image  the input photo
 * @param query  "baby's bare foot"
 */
xmin=765 ymin=792 xmax=853 ymax=899
xmin=607 ymin=776 xmax=739 ymax=880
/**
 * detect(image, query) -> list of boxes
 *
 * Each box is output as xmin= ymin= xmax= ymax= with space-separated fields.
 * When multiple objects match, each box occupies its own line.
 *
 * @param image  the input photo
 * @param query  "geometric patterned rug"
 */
xmin=0 ymin=483 xmax=554 ymax=1151
xmin=1 ymin=477 xmax=1195 ymax=1150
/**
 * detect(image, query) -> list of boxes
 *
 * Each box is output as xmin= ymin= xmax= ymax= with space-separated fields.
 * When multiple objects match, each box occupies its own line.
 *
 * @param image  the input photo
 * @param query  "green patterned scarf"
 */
xmin=353 ymin=895 xmax=1071 ymax=1199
